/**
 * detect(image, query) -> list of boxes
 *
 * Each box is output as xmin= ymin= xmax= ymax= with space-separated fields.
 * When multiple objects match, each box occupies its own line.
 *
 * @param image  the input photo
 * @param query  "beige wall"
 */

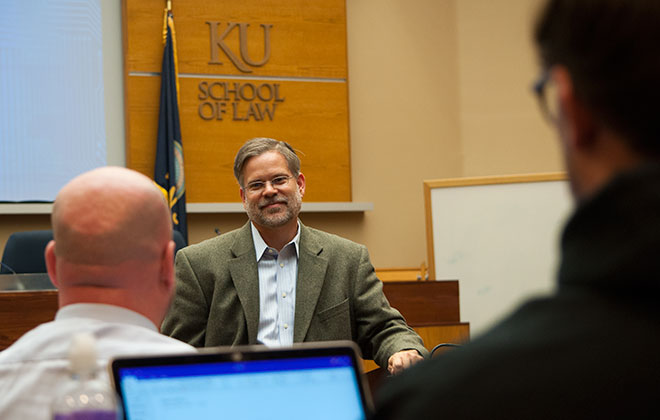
xmin=457 ymin=0 xmax=561 ymax=177
xmin=343 ymin=0 xmax=462 ymax=267
xmin=0 ymin=0 xmax=561 ymax=271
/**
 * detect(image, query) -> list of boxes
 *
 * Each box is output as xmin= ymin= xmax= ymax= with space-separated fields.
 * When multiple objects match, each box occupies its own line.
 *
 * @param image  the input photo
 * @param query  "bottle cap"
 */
xmin=69 ymin=332 xmax=98 ymax=376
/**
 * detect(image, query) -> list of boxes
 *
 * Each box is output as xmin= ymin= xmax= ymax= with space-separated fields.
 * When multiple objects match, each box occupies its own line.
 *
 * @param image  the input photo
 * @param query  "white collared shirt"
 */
xmin=251 ymin=222 xmax=300 ymax=346
xmin=0 ymin=303 xmax=196 ymax=420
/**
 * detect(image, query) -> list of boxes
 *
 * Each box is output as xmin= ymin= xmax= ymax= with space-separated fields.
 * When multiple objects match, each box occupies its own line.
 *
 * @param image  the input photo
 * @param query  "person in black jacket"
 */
xmin=373 ymin=1 xmax=660 ymax=418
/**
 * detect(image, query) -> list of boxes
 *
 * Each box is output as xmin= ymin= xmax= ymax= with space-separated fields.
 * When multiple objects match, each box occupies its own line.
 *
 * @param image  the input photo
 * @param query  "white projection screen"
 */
xmin=0 ymin=0 xmax=124 ymax=202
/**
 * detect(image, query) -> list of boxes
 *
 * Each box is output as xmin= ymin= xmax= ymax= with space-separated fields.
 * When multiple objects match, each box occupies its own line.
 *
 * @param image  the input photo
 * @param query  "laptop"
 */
xmin=110 ymin=341 xmax=373 ymax=420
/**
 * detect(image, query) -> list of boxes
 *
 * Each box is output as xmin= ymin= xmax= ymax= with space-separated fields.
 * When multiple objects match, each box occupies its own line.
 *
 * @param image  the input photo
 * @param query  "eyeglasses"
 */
xmin=532 ymin=69 xmax=559 ymax=123
xmin=244 ymin=175 xmax=293 ymax=193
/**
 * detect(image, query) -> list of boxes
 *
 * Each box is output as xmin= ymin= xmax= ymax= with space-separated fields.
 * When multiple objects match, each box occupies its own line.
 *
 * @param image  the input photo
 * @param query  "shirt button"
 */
xmin=280 ymin=263 xmax=284 ymax=268
xmin=283 ymin=323 xmax=289 ymax=329
xmin=282 ymin=292 xmax=287 ymax=298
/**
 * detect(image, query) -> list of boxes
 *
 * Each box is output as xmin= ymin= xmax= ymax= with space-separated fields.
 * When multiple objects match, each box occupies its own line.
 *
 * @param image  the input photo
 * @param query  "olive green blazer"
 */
xmin=161 ymin=222 xmax=427 ymax=368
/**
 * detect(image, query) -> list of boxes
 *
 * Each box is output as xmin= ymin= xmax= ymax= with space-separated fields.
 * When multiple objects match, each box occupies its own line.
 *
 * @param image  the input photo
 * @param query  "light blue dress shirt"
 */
xmin=251 ymin=222 xmax=300 ymax=346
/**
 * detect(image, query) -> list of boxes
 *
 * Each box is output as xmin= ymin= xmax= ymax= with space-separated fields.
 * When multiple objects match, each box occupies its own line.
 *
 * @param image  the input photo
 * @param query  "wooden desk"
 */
xmin=0 ymin=291 xmax=58 ymax=351
xmin=0 ymin=282 xmax=470 ymax=353
xmin=0 ymin=279 xmax=468 ymax=406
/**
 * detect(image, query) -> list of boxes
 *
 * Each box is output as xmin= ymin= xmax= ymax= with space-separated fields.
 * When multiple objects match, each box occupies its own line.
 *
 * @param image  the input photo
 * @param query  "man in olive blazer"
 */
xmin=162 ymin=137 xmax=427 ymax=373
xmin=162 ymin=221 xmax=427 ymax=369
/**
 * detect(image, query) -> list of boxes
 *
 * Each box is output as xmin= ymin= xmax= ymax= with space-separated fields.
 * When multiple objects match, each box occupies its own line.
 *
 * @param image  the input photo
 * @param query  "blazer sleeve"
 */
xmin=353 ymin=245 xmax=429 ymax=367
xmin=161 ymin=249 xmax=209 ymax=347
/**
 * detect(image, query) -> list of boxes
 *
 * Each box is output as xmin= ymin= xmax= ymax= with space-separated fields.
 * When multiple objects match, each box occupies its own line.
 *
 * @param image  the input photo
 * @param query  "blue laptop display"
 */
xmin=110 ymin=341 xmax=372 ymax=420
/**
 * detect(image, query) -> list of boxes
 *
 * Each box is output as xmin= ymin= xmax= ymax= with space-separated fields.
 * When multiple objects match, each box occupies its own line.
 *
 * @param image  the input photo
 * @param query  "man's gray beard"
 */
xmin=248 ymin=190 xmax=302 ymax=228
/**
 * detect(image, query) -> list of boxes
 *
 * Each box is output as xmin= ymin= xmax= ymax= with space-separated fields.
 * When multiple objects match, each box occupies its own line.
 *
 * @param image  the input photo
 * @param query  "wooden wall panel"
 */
xmin=125 ymin=0 xmax=347 ymax=77
xmin=126 ymin=77 xmax=350 ymax=202
xmin=123 ymin=0 xmax=351 ymax=203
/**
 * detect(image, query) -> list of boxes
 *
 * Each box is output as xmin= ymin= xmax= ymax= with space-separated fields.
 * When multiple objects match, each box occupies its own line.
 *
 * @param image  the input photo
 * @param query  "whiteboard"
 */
xmin=424 ymin=173 xmax=573 ymax=337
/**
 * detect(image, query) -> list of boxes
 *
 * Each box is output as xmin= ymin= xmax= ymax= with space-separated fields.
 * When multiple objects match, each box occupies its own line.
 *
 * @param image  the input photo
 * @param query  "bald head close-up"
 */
xmin=51 ymin=166 xmax=171 ymax=266
xmin=45 ymin=167 xmax=176 ymax=324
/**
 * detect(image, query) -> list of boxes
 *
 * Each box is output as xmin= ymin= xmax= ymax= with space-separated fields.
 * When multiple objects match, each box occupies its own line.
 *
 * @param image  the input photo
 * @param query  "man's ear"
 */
xmin=239 ymin=187 xmax=247 ymax=206
xmin=296 ymin=172 xmax=306 ymax=198
xmin=554 ymin=66 xmax=598 ymax=150
xmin=45 ymin=240 xmax=59 ymax=288
xmin=160 ymin=240 xmax=176 ymax=292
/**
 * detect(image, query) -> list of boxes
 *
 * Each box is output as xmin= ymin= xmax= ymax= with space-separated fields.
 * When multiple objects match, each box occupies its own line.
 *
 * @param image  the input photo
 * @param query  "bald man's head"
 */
xmin=47 ymin=167 xmax=177 ymax=325
xmin=51 ymin=167 xmax=171 ymax=267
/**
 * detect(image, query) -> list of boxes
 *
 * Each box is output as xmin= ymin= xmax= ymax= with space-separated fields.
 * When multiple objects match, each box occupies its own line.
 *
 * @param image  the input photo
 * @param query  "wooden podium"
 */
xmin=383 ymin=280 xmax=469 ymax=344
xmin=363 ymin=280 xmax=469 ymax=371
xmin=362 ymin=280 xmax=469 ymax=397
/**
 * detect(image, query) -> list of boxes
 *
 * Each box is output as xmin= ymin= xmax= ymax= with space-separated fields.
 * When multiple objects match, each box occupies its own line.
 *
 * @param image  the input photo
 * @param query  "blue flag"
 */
xmin=155 ymin=7 xmax=187 ymax=244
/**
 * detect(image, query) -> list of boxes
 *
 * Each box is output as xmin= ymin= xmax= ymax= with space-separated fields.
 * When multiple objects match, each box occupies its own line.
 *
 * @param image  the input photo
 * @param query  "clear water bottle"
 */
xmin=51 ymin=333 xmax=121 ymax=420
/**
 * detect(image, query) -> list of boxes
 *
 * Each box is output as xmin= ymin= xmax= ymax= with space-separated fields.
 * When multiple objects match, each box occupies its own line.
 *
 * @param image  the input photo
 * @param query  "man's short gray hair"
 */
xmin=233 ymin=137 xmax=301 ymax=187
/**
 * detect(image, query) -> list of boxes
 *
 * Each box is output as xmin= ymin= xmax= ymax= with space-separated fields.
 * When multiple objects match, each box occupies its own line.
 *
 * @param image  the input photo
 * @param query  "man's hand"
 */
xmin=387 ymin=349 xmax=424 ymax=375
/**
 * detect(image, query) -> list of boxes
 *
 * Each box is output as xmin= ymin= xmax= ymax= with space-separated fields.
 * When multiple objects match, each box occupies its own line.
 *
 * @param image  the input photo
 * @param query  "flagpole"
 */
xmin=155 ymin=0 xmax=188 ymax=244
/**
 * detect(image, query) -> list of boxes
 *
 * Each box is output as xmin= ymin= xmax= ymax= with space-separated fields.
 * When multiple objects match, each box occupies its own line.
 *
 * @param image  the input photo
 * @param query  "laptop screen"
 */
xmin=111 ymin=343 xmax=371 ymax=420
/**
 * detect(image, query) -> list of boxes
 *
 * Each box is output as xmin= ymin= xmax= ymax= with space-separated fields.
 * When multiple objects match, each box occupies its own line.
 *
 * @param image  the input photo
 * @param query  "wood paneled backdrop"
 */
xmin=122 ymin=0 xmax=351 ymax=202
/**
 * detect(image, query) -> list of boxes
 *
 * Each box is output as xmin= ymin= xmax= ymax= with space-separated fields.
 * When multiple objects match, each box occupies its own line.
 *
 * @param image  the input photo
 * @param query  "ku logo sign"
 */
xmin=200 ymin=21 xmax=283 ymax=121
xmin=206 ymin=22 xmax=272 ymax=73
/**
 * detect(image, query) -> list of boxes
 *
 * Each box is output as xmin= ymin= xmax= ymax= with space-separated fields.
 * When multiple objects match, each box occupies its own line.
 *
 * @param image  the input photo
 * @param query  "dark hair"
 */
xmin=233 ymin=137 xmax=301 ymax=187
xmin=535 ymin=0 xmax=660 ymax=156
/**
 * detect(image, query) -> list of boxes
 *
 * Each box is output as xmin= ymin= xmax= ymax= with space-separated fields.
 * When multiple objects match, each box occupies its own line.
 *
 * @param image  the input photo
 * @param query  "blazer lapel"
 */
xmin=228 ymin=223 xmax=260 ymax=344
xmin=294 ymin=224 xmax=328 ymax=342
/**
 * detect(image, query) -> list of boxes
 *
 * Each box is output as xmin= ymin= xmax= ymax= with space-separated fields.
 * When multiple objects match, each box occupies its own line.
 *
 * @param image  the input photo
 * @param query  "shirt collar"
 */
xmin=55 ymin=303 xmax=158 ymax=331
xmin=250 ymin=221 xmax=301 ymax=261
